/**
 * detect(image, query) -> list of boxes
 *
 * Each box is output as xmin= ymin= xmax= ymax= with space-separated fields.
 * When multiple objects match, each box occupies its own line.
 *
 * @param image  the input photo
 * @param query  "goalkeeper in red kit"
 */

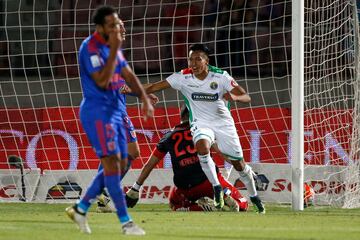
xmin=126 ymin=106 xmax=248 ymax=212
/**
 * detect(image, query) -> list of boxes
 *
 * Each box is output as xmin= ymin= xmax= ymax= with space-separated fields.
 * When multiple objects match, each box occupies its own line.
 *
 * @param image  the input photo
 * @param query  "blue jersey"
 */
xmin=78 ymin=31 xmax=128 ymax=114
xmin=78 ymin=32 xmax=132 ymax=159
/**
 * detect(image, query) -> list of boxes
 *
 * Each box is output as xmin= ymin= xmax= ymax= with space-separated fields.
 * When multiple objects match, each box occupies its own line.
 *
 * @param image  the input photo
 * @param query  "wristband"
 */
xmin=132 ymin=182 xmax=142 ymax=191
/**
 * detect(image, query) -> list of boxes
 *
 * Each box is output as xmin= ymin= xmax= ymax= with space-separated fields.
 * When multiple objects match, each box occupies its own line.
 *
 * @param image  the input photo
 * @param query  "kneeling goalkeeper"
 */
xmin=126 ymin=106 xmax=248 ymax=212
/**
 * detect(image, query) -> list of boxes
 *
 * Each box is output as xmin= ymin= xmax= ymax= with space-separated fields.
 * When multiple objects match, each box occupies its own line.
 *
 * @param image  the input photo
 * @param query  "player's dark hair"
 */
xmin=180 ymin=105 xmax=189 ymax=122
xmin=189 ymin=44 xmax=210 ymax=57
xmin=92 ymin=5 xmax=117 ymax=25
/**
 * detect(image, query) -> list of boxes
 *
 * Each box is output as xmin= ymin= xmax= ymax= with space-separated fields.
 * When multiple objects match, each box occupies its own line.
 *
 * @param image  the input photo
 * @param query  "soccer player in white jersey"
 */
xmin=144 ymin=44 xmax=265 ymax=213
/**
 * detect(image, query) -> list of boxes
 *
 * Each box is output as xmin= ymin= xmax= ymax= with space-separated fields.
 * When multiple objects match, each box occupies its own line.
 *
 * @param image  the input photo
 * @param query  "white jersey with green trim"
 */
xmin=166 ymin=65 xmax=238 ymax=125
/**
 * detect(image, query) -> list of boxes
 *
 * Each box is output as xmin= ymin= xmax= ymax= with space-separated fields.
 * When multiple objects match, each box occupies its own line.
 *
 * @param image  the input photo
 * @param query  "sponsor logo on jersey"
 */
xmin=191 ymin=93 xmax=219 ymax=101
xmin=210 ymin=82 xmax=218 ymax=90
xmin=187 ymin=84 xmax=199 ymax=88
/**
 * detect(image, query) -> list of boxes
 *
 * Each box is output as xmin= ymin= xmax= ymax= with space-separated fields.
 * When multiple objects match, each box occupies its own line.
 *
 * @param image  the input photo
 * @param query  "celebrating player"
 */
xmin=143 ymin=44 xmax=265 ymax=213
xmin=125 ymin=106 xmax=248 ymax=212
xmin=65 ymin=5 xmax=153 ymax=235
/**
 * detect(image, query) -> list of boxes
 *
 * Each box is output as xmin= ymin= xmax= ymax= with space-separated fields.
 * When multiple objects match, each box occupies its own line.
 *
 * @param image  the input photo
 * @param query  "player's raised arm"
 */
xmin=122 ymin=66 xmax=154 ymax=120
xmin=120 ymin=84 xmax=159 ymax=105
xmin=91 ymin=20 xmax=124 ymax=89
xmin=144 ymin=80 xmax=172 ymax=94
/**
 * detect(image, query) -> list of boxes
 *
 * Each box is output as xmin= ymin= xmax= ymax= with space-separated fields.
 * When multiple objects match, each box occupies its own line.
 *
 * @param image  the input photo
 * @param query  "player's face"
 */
xmin=100 ymin=14 xmax=126 ymax=41
xmin=188 ymin=50 xmax=209 ymax=79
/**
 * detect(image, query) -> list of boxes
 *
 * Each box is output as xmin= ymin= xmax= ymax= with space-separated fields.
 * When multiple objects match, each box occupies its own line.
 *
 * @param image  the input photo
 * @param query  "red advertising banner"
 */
xmin=0 ymin=107 xmax=353 ymax=171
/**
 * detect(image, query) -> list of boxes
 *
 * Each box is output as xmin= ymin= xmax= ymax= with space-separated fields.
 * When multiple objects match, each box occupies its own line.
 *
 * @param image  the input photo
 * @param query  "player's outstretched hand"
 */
xmin=196 ymin=197 xmax=216 ymax=212
xmin=141 ymin=97 xmax=154 ymax=121
xmin=148 ymin=94 xmax=159 ymax=106
xmin=223 ymin=92 xmax=234 ymax=101
xmin=125 ymin=187 xmax=139 ymax=208
xmin=108 ymin=25 xmax=123 ymax=50
xmin=120 ymin=84 xmax=131 ymax=94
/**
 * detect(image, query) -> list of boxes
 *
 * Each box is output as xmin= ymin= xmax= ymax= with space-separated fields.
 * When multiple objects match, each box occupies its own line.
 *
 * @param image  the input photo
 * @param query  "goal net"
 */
xmin=0 ymin=0 xmax=359 ymax=207
xmin=302 ymin=0 xmax=360 ymax=208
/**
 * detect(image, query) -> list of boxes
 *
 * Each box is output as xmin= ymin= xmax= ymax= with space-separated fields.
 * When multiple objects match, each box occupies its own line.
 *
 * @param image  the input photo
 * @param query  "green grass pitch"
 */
xmin=0 ymin=203 xmax=359 ymax=240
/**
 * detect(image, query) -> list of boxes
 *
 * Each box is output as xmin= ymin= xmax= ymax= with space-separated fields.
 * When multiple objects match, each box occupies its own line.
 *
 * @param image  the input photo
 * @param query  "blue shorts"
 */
xmin=80 ymin=111 xmax=130 ymax=160
xmin=123 ymin=115 xmax=137 ymax=143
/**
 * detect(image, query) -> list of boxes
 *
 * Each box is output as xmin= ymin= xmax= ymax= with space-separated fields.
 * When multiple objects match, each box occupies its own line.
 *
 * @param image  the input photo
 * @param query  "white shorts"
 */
xmin=190 ymin=121 xmax=244 ymax=161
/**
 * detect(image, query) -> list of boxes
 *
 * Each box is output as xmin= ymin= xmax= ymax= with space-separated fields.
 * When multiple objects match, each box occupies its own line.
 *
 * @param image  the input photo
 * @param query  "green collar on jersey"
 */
xmin=208 ymin=65 xmax=224 ymax=74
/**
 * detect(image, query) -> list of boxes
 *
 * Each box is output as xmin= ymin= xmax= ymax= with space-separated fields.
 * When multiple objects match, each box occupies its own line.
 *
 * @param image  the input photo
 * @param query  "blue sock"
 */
xmin=77 ymin=169 xmax=104 ymax=213
xmin=104 ymin=174 xmax=131 ymax=224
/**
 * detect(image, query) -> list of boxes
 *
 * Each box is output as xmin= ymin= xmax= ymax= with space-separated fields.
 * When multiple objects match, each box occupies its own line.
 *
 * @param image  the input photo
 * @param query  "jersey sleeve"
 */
xmin=117 ymin=50 xmax=128 ymax=70
xmin=79 ymin=44 xmax=103 ymax=75
xmin=166 ymin=72 xmax=183 ymax=90
xmin=222 ymin=70 xmax=239 ymax=92
xmin=152 ymin=148 xmax=167 ymax=159
xmin=155 ymin=131 xmax=172 ymax=157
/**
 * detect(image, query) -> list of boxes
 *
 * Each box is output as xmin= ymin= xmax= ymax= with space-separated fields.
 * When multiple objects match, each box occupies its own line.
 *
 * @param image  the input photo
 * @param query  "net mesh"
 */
xmin=0 ymin=0 xmax=359 ymax=206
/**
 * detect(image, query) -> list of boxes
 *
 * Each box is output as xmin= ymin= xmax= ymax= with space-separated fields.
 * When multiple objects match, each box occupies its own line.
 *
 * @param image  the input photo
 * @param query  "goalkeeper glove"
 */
xmin=125 ymin=182 xmax=141 ymax=208
xmin=196 ymin=197 xmax=216 ymax=212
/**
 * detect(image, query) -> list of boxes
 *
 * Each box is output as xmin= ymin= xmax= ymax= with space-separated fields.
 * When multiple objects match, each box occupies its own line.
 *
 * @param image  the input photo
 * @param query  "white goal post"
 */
xmin=0 ymin=0 xmax=359 ymax=209
xmin=291 ymin=0 xmax=305 ymax=211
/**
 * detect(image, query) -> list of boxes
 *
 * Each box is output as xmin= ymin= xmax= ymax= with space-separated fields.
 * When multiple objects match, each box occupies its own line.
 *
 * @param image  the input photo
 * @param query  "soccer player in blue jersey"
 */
xmin=65 ymin=5 xmax=153 ymax=235
xmin=96 ymin=88 xmax=158 ymax=213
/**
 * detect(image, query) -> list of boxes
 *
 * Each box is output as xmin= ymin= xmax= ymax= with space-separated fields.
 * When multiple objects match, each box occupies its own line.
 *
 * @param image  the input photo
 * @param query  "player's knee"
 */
xmin=169 ymin=193 xmax=187 ymax=211
xmin=129 ymin=148 xmax=140 ymax=160
xmin=231 ymin=160 xmax=245 ymax=171
xmin=128 ymin=142 xmax=140 ymax=160
xmin=100 ymin=154 xmax=121 ymax=175
xmin=195 ymin=140 xmax=211 ymax=156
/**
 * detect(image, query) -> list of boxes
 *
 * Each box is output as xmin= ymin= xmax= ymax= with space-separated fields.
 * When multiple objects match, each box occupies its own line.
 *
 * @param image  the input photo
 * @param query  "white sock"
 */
xmin=238 ymin=164 xmax=257 ymax=197
xmin=198 ymin=153 xmax=220 ymax=186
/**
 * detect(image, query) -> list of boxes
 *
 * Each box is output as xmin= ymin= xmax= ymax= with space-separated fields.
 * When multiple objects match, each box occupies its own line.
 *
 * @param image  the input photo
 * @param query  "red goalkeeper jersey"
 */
xmin=152 ymin=122 xmax=216 ymax=189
